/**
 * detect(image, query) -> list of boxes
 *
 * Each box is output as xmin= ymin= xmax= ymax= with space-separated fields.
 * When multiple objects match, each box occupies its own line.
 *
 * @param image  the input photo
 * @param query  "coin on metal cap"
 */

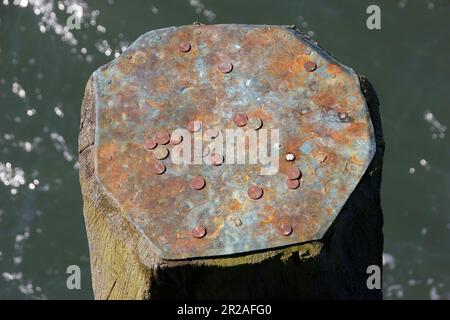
xmin=287 ymin=179 xmax=300 ymax=189
xmin=190 ymin=176 xmax=206 ymax=190
xmin=170 ymin=133 xmax=183 ymax=145
xmin=192 ymin=225 xmax=207 ymax=238
xmin=248 ymin=117 xmax=263 ymax=130
xmin=233 ymin=113 xmax=248 ymax=127
xmin=144 ymin=139 xmax=157 ymax=150
xmin=247 ymin=185 xmax=263 ymax=200
xmin=187 ymin=120 xmax=202 ymax=132
xmin=209 ymin=153 xmax=224 ymax=166
xmin=155 ymin=131 xmax=170 ymax=145
xmin=304 ymin=60 xmax=317 ymax=72
xmin=278 ymin=224 xmax=293 ymax=236
xmin=204 ymin=128 xmax=219 ymax=139
xmin=153 ymin=146 xmax=169 ymax=160
xmin=179 ymin=42 xmax=191 ymax=52
xmin=286 ymin=167 xmax=302 ymax=180
xmin=218 ymin=61 xmax=233 ymax=74
xmin=152 ymin=162 xmax=166 ymax=175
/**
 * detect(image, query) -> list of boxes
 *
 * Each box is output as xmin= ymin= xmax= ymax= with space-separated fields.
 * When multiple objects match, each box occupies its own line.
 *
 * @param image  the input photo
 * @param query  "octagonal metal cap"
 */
xmin=92 ymin=24 xmax=376 ymax=260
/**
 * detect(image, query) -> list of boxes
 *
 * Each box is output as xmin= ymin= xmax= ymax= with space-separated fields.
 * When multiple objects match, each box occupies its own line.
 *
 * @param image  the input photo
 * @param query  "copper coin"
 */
xmin=232 ymin=113 xmax=248 ymax=127
xmin=287 ymin=179 xmax=300 ymax=189
xmin=304 ymin=60 xmax=317 ymax=72
xmin=154 ymin=146 xmax=169 ymax=160
xmin=210 ymin=153 xmax=224 ymax=166
xmin=247 ymin=185 xmax=263 ymax=200
xmin=218 ymin=61 xmax=233 ymax=74
xmin=248 ymin=117 xmax=263 ymax=130
xmin=192 ymin=225 xmax=207 ymax=238
xmin=155 ymin=131 xmax=170 ymax=145
xmin=170 ymin=133 xmax=183 ymax=145
xmin=179 ymin=42 xmax=191 ymax=52
xmin=152 ymin=162 xmax=166 ymax=175
xmin=286 ymin=167 xmax=302 ymax=180
xmin=187 ymin=120 xmax=202 ymax=132
xmin=143 ymin=139 xmax=157 ymax=150
xmin=278 ymin=224 xmax=293 ymax=236
xmin=204 ymin=128 xmax=219 ymax=139
xmin=190 ymin=176 xmax=206 ymax=190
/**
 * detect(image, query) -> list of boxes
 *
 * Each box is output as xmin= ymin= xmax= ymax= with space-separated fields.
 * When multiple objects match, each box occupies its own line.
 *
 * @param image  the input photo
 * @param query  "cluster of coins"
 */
xmin=140 ymin=41 xmax=310 ymax=238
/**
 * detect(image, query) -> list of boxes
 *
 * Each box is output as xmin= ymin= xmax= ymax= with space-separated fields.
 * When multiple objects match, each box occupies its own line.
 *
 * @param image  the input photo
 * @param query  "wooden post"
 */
xmin=78 ymin=25 xmax=384 ymax=300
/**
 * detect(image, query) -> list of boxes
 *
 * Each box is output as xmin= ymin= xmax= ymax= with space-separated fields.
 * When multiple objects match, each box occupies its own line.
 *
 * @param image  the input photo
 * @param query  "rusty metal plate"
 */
xmin=92 ymin=24 xmax=376 ymax=259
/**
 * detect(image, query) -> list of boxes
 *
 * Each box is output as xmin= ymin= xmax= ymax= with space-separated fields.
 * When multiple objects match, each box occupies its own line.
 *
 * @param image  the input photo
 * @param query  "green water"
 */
xmin=0 ymin=0 xmax=449 ymax=299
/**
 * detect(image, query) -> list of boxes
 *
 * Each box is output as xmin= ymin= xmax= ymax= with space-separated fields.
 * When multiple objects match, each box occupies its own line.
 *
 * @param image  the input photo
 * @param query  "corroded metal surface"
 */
xmin=92 ymin=24 xmax=376 ymax=259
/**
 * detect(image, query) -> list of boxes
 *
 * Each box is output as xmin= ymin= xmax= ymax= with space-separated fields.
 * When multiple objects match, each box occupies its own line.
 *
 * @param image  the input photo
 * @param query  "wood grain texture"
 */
xmin=78 ymin=75 xmax=384 ymax=300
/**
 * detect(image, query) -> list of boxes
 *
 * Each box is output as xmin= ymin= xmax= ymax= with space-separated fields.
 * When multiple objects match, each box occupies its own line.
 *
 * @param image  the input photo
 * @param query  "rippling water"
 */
xmin=0 ymin=0 xmax=449 ymax=299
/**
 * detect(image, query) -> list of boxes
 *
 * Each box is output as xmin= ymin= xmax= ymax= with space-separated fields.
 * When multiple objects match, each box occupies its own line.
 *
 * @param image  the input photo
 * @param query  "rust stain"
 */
xmin=228 ymin=199 xmax=243 ymax=211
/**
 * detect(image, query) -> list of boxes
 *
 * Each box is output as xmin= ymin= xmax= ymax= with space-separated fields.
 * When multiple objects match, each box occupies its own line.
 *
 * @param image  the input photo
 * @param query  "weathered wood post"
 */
xmin=78 ymin=24 xmax=384 ymax=299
